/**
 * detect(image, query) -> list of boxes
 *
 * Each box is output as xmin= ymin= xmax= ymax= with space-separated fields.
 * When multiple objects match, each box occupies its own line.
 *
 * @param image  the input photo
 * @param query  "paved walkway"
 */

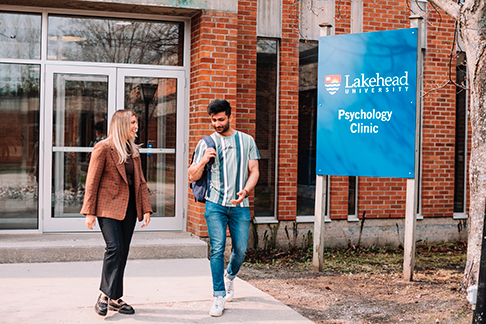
xmin=0 ymin=233 xmax=208 ymax=263
xmin=0 ymin=258 xmax=313 ymax=324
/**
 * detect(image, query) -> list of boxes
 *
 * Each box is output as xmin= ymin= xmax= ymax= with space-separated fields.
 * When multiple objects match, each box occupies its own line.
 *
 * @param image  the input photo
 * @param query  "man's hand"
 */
xmin=230 ymin=188 xmax=248 ymax=206
xmin=202 ymin=148 xmax=217 ymax=164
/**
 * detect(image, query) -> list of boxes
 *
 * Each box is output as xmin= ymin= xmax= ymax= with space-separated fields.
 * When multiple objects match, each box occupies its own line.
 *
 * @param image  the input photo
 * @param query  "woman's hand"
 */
xmin=141 ymin=213 xmax=151 ymax=228
xmin=85 ymin=215 xmax=96 ymax=230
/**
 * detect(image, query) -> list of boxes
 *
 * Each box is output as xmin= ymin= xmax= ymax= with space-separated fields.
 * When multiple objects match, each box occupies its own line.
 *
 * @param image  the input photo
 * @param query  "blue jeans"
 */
xmin=204 ymin=201 xmax=251 ymax=297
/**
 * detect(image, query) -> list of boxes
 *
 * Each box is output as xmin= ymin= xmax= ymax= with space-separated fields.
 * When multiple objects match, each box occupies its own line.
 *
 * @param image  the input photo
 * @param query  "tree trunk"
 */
xmin=427 ymin=0 xmax=486 ymax=289
xmin=429 ymin=0 xmax=486 ymax=289
xmin=462 ymin=19 xmax=486 ymax=289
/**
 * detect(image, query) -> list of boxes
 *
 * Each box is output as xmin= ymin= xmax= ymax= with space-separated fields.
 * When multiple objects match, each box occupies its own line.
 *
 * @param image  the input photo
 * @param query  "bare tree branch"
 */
xmin=426 ymin=0 xmax=461 ymax=20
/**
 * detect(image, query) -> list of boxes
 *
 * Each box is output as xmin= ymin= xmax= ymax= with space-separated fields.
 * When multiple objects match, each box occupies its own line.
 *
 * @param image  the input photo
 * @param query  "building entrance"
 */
xmin=42 ymin=65 xmax=185 ymax=232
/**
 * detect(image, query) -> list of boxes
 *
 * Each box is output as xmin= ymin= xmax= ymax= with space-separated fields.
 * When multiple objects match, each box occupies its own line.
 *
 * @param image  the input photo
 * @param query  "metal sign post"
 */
xmin=313 ymin=23 xmax=332 ymax=272
xmin=403 ymin=15 xmax=423 ymax=281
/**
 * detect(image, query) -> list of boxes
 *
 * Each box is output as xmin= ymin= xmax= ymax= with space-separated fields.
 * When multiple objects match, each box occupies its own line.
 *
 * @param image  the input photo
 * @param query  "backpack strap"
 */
xmin=201 ymin=135 xmax=216 ymax=200
xmin=201 ymin=135 xmax=216 ymax=166
xmin=189 ymin=135 xmax=217 ymax=202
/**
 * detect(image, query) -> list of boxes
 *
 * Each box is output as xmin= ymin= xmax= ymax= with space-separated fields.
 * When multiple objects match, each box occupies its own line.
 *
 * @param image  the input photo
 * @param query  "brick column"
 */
xmin=236 ymin=0 xmax=258 ymax=214
xmin=187 ymin=11 xmax=238 ymax=236
xmin=278 ymin=0 xmax=300 ymax=220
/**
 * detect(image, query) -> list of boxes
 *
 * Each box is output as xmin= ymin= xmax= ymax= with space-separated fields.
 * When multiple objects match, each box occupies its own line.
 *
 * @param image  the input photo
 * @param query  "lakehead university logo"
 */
xmin=323 ymin=72 xmax=410 ymax=96
xmin=324 ymin=75 xmax=341 ymax=95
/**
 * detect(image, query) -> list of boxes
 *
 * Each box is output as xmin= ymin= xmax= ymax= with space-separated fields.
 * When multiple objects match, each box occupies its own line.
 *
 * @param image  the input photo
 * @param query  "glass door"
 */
xmin=43 ymin=65 xmax=116 ymax=231
xmin=117 ymin=68 xmax=185 ymax=231
xmin=43 ymin=65 xmax=185 ymax=232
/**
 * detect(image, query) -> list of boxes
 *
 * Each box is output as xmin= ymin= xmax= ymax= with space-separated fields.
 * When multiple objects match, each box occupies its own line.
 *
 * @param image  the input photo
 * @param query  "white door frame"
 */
xmin=43 ymin=65 xmax=116 ymax=232
xmin=42 ymin=65 xmax=185 ymax=232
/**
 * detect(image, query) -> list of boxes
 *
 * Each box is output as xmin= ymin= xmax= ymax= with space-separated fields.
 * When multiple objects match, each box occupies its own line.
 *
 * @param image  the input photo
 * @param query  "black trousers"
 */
xmin=97 ymin=186 xmax=137 ymax=300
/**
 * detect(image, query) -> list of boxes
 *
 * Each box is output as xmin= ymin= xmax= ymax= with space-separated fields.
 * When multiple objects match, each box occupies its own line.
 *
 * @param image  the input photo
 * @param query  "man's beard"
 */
xmin=214 ymin=122 xmax=230 ymax=134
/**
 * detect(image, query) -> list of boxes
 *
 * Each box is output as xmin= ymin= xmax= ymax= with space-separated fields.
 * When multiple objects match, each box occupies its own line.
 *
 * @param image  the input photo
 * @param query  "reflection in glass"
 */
xmin=0 ymin=63 xmax=40 ymax=229
xmin=124 ymin=77 xmax=177 ymax=149
xmin=52 ymin=152 xmax=89 ymax=216
xmin=254 ymin=39 xmax=278 ymax=217
xmin=53 ymin=74 xmax=108 ymax=147
xmin=124 ymin=77 xmax=177 ymax=217
xmin=454 ymin=52 xmax=467 ymax=213
xmin=48 ymin=15 xmax=184 ymax=66
xmin=0 ymin=12 xmax=41 ymax=60
xmin=297 ymin=40 xmax=318 ymax=216
xmin=52 ymin=74 xmax=108 ymax=217
xmin=145 ymin=154 xmax=176 ymax=217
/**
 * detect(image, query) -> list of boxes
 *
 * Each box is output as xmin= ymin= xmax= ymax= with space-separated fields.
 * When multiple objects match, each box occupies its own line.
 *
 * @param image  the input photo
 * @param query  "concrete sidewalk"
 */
xmin=0 ymin=232 xmax=208 ymax=263
xmin=0 ymin=259 xmax=313 ymax=324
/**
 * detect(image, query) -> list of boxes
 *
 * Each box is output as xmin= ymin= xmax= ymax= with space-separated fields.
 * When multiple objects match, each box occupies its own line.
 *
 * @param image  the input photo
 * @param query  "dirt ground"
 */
xmin=238 ymin=244 xmax=473 ymax=324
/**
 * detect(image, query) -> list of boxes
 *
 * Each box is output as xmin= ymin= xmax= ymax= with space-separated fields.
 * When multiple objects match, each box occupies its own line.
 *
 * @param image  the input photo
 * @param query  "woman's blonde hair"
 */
xmin=107 ymin=110 xmax=140 ymax=164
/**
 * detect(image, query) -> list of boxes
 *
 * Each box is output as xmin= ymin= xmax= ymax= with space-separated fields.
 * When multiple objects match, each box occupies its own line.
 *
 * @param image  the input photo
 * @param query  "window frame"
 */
xmin=253 ymin=37 xmax=280 ymax=221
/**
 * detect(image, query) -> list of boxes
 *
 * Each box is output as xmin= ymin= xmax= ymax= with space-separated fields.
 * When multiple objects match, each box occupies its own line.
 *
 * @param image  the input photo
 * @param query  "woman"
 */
xmin=81 ymin=110 xmax=152 ymax=316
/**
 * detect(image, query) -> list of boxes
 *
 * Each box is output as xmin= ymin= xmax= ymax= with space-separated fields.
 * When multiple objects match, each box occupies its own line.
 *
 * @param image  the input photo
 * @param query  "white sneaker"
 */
xmin=209 ymin=296 xmax=225 ymax=317
xmin=225 ymin=273 xmax=234 ymax=302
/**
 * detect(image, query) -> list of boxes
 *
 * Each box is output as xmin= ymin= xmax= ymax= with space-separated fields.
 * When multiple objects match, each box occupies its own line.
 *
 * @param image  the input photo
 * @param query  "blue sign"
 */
xmin=317 ymin=28 xmax=418 ymax=178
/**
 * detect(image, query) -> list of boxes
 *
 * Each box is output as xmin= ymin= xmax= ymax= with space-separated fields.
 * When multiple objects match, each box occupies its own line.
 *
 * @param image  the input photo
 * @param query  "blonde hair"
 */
xmin=107 ymin=110 xmax=140 ymax=164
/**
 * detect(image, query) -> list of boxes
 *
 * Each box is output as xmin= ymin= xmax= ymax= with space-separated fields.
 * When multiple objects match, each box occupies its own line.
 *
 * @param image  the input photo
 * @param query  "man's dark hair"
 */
xmin=94 ymin=121 xmax=104 ymax=131
xmin=207 ymin=99 xmax=231 ymax=116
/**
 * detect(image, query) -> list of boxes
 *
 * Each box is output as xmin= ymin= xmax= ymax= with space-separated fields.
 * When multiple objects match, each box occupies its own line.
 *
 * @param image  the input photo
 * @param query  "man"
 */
xmin=188 ymin=99 xmax=260 ymax=317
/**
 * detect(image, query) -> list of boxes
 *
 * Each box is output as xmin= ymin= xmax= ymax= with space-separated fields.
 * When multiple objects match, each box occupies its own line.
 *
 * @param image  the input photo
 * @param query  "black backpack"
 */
xmin=190 ymin=135 xmax=216 ymax=203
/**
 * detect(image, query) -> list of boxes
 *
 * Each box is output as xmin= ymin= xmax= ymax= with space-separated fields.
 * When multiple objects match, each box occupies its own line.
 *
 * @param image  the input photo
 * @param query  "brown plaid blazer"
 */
xmin=81 ymin=140 xmax=153 ymax=221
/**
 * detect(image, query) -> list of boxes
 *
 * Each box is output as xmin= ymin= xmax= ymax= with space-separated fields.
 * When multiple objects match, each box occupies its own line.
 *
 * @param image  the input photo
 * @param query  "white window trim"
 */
xmin=253 ymin=217 xmax=279 ymax=224
xmin=416 ymin=47 xmax=426 ymax=221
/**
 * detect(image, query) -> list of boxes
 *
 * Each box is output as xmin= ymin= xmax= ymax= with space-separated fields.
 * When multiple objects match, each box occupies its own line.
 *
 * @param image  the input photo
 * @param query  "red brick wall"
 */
xmin=421 ymin=8 xmax=457 ymax=218
xmin=187 ymin=10 xmax=238 ymax=236
xmin=330 ymin=176 xmax=351 ymax=220
xmin=359 ymin=177 xmax=408 ymax=219
xmin=236 ymin=0 xmax=258 ymax=214
xmin=236 ymin=0 xmax=257 ymax=132
xmin=362 ymin=0 xmax=409 ymax=30
xmin=277 ymin=0 xmax=300 ymax=221
xmin=334 ymin=0 xmax=351 ymax=34
xmin=186 ymin=0 xmax=463 ymax=236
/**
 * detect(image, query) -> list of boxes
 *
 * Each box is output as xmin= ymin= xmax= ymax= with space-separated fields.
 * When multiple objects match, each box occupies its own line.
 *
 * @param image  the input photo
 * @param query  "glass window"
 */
xmin=348 ymin=176 xmax=356 ymax=216
xmin=297 ymin=40 xmax=318 ymax=215
xmin=254 ymin=38 xmax=278 ymax=217
xmin=48 ymin=15 xmax=184 ymax=66
xmin=0 ymin=63 xmax=40 ymax=229
xmin=454 ymin=52 xmax=467 ymax=214
xmin=0 ymin=12 xmax=41 ymax=60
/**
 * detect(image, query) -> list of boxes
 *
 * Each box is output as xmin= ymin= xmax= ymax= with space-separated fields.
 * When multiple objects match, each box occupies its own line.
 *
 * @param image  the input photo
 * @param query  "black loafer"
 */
xmin=95 ymin=294 xmax=108 ymax=316
xmin=108 ymin=298 xmax=135 ymax=315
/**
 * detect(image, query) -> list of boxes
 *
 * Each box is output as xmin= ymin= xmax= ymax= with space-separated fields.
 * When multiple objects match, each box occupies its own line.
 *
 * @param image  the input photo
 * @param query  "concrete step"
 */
xmin=0 ymin=232 xmax=208 ymax=263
